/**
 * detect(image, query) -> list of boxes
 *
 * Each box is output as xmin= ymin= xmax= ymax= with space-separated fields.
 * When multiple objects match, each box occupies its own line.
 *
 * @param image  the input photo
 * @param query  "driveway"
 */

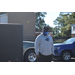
xmin=52 ymin=57 xmax=75 ymax=62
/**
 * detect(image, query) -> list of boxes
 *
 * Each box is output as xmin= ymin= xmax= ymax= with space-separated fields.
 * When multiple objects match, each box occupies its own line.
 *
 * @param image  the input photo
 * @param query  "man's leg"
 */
xmin=38 ymin=53 xmax=45 ymax=62
xmin=45 ymin=55 xmax=52 ymax=62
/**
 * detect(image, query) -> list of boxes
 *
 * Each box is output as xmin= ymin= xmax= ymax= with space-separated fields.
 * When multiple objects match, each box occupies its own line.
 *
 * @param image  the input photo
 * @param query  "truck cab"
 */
xmin=54 ymin=38 xmax=75 ymax=61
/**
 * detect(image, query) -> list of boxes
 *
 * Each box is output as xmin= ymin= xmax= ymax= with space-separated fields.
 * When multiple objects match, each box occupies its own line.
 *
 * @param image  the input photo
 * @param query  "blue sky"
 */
xmin=44 ymin=12 xmax=60 ymax=28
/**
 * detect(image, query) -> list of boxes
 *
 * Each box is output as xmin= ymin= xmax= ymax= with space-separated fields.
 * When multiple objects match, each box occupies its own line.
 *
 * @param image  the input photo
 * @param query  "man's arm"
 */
xmin=35 ymin=36 xmax=40 ymax=58
xmin=51 ymin=37 xmax=54 ymax=55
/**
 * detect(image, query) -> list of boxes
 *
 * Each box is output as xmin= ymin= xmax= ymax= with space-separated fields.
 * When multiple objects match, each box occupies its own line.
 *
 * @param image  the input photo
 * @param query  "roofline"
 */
xmin=35 ymin=32 xmax=53 ymax=33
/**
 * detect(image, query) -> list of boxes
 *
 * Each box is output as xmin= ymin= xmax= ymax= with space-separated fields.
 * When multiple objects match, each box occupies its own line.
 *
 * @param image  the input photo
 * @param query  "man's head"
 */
xmin=43 ymin=26 xmax=49 ymax=36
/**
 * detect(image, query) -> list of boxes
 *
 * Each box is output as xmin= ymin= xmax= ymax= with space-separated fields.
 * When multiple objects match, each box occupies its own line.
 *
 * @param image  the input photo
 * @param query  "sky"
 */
xmin=44 ymin=12 xmax=60 ymax=28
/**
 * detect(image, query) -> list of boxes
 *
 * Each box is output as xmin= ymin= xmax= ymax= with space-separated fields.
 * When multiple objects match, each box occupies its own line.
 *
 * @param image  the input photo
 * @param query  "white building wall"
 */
xmin=71 ymin=24 xmax=75 ymax=34
xmin=0 ymin=14 xmax=8 ymax=23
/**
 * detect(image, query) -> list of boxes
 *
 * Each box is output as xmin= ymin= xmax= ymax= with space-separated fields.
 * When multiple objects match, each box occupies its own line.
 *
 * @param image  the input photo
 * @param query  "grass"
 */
xmin=54 ymin=39 xmax=66 ymax=43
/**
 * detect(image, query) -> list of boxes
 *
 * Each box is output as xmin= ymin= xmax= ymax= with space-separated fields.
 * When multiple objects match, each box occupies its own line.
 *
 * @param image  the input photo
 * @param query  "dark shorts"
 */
xmin=37 ymin=53 xmax=52 ymax=62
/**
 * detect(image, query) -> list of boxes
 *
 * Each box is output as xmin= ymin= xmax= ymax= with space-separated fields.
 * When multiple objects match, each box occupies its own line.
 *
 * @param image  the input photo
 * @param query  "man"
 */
xmin=35 ymin=26 xmax=54 ymax=62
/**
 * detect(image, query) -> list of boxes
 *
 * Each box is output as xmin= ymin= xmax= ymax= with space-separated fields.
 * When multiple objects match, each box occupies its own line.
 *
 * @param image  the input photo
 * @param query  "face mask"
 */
xmin=43 ymin=31 xmax=48 ymax=36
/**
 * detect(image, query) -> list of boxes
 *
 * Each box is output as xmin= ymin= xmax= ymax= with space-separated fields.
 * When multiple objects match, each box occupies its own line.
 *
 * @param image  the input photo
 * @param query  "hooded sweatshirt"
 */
xmin=35 ymin=33 xmax=54 ymax=56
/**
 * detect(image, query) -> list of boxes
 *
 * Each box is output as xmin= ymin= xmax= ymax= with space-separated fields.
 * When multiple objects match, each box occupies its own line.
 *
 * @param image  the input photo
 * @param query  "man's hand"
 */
xmin=51 ymin=54 xmax=53 ymax=57
xmin=36 ymin=55 xmax=39 ymax=58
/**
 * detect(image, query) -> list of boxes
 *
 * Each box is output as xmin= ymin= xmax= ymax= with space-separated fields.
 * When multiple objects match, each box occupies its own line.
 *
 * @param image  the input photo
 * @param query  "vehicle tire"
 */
xmin=24 ymin=50 xmax=37 ymax=62
xmin=61 ymin=51 xmax=71 ymax=61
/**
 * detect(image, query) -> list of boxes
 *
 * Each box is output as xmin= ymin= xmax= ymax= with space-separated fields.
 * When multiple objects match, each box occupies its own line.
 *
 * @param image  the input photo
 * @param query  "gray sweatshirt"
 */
xmin=35 ymin=33 xmax=54 ymax=56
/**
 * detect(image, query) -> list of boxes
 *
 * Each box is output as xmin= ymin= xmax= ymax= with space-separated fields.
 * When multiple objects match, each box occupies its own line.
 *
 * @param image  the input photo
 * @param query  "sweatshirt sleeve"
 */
xmin=51 ymin=37 xmax=54 ymax=54
xmin=35 ymin=36 xmax=40 ymax=55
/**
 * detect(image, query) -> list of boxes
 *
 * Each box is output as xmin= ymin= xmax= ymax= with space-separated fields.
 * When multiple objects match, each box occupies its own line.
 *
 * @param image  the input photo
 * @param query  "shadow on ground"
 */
xmin=52 ymin=58 xmax=75 ymax=62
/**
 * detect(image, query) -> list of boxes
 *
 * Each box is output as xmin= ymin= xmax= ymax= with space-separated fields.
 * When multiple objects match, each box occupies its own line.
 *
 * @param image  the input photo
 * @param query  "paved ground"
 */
xmin=52 ymin=57 xmax=75 ymax=62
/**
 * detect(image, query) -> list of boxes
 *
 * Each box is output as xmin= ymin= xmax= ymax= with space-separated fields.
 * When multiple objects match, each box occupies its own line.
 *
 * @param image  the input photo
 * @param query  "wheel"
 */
xmin=61 ymin=51 xmax=71 ymax=61
xmin=24 ymin=50 xmax=37 ymax=62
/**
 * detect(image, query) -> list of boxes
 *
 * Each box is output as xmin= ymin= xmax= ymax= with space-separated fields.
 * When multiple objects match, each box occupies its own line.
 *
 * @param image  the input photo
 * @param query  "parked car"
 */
xmin=23 ymin=41 xmax=36 ymax=62
xmin=53 ymin=38 xmax=75 ymax=61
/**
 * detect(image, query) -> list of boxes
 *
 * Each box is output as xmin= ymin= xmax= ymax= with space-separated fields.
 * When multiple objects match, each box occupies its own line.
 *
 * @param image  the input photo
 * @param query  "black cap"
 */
xmin=43 ymin=26 xmax=49 ymax=31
